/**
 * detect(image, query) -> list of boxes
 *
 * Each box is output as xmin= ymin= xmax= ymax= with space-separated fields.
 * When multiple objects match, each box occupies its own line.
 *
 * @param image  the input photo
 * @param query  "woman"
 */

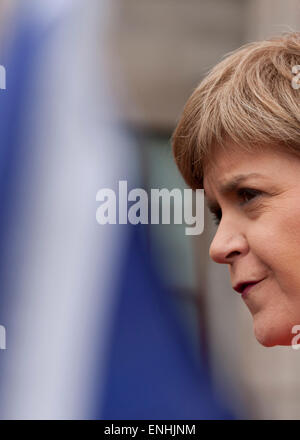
xmin=172 ymin=32 xmax=300 ymax=348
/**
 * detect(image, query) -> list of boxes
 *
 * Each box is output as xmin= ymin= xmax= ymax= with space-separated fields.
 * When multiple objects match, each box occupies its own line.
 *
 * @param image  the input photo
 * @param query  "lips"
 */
xmin=233 ymin=279 xmax=265 ymax=296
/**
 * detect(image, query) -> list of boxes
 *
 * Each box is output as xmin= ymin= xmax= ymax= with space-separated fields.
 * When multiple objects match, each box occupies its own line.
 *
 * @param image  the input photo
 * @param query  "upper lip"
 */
xmin=233 ymin=278 xmax=265 ymax=294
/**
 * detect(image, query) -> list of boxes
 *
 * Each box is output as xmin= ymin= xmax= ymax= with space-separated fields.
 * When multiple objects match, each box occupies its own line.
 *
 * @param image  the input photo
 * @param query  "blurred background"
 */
xmin=0 ymin=0 xmax=299 ymax=420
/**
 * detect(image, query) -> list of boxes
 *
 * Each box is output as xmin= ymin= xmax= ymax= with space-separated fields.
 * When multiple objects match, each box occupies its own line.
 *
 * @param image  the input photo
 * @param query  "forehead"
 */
xmin=203 ymin=143 xmax=263 ymax=178
xmin=204 ymin=143 xmax=277 ymax=182
xmin=202 ymin=142 xmax=298 ymax=196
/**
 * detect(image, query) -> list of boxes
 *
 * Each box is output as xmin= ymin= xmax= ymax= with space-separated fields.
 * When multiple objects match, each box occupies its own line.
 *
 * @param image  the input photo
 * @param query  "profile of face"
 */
xmin=203 ymin=142 xmax=300 ymax=347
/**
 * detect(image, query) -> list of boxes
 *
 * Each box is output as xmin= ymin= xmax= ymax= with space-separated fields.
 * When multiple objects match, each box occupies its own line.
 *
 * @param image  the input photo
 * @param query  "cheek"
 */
xmin=244 ymin=206 xmax=300 ymax=346
xmin=250 ymin=210 xmax=300 ymax=297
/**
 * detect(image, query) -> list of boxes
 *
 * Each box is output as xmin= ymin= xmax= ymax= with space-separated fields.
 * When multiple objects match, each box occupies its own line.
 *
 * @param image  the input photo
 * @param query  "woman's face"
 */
xmin=203 ymin=142 xmax=300 ymax=347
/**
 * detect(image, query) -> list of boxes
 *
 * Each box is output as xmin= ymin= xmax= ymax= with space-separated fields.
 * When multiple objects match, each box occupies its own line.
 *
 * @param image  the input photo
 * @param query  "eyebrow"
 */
xmin=204 ymin=172 xmax=265 ymax=214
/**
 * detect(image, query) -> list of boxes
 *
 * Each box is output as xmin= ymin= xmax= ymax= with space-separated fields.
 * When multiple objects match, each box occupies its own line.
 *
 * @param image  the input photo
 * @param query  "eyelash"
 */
xmin=211 ymin=188 xmax=262 ymax=226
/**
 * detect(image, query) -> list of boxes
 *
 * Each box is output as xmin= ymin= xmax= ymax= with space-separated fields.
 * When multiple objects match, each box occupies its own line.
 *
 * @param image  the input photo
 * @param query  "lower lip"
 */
xmin=241 ymin=281 xmax=263 ymax=299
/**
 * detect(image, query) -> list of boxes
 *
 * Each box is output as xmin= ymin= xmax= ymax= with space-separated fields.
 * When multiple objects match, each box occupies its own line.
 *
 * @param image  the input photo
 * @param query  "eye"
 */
xmin=237 ymin=188 xmax=262 ymax=204
xmin=210 ymin=188 xmax=262 ymax=226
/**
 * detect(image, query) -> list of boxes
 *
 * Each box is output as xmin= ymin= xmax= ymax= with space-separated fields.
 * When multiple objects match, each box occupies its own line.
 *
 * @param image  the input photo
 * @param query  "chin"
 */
xmin=253 ymin=315 xmax=294 ymax=347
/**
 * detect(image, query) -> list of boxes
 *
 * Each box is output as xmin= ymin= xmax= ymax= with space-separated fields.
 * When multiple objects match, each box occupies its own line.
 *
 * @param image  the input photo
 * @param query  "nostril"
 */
xmin=226 ymin=250 xmax=241 ymax=259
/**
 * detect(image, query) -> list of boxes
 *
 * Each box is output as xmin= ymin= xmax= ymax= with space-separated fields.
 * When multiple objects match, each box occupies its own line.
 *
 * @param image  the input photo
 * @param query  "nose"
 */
xmin=209 ymin=220 xmax=248 ymax=264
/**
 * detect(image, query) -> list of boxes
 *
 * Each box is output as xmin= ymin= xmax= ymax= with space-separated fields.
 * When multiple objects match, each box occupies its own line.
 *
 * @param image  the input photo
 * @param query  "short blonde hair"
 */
xmin=172 ymin=32 xmax=300 ymax=190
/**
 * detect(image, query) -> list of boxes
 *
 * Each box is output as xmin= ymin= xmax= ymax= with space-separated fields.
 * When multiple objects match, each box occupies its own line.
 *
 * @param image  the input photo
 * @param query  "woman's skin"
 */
xmin=203 ymin=142 xmax=300 ymax=347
